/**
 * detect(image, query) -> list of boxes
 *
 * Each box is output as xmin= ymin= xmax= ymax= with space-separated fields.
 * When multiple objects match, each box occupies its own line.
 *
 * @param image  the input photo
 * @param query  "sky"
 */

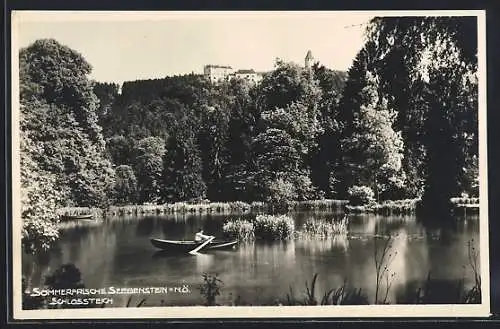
xmin=14 ymin=11 xmax=375 ymax=85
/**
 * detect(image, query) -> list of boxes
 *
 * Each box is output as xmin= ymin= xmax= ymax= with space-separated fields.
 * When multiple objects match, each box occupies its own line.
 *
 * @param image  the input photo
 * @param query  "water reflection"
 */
xmin=382 ymin=229 xmax=409 ymax=303
xmin=22 ymin=212 xmax=481 ymax=306
xmin=295 ymin=236 xmax=349 ymax=254
xmin=135 ymin=217 xmax=155 ymax=236
xmin=195 ymin=253 xmax=215 ymax=273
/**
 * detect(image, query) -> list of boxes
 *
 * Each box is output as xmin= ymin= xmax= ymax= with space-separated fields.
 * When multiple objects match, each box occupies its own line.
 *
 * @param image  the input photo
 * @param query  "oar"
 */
xmin=189 ymin=236 xmax=215 ymax=255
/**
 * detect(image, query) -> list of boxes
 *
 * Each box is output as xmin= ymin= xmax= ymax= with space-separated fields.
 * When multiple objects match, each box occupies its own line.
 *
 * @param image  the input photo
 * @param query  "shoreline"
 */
xmin=56 ymin=199 xmax=349 ymax=218
xmin=55 ymin=197 xmax=479 ymax=221
xmin=345 ymin=198 xmax=479 ymax=216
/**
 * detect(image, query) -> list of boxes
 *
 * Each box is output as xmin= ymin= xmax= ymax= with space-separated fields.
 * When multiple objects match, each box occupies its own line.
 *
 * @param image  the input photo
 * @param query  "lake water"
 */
xmin=22 ymin=211 xmax=480 ymax=307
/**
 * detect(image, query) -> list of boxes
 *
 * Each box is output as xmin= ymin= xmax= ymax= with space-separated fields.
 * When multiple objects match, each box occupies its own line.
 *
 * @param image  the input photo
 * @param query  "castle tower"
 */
xmin=305 ymin=50 xmax=314 ymax=69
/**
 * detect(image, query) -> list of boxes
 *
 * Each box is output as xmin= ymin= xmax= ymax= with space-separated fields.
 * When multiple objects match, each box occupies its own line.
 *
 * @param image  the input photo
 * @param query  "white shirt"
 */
xmin=195 ymin=232 xmax=209 ymax=241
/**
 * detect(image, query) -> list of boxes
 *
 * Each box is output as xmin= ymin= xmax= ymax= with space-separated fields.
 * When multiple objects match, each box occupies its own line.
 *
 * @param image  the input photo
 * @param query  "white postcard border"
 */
xmin=10 ymin=9 xmax=490 ymax=320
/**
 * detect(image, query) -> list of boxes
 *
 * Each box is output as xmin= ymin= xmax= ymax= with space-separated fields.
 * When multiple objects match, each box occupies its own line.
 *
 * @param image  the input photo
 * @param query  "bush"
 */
xmin=222 ymin=219 xmax=255 ymax=240
xmin=254 ymin=214 xmax=295 ymax=240
xmin=347 ymin=185 xmax=375 ymax=206
xmin=222 ymin=215 xmax=295 ymax=240
xmin=267 ymin=177 xmax=297 ymax=208
xmin=199 ymin=273 xmax=223 ymax=306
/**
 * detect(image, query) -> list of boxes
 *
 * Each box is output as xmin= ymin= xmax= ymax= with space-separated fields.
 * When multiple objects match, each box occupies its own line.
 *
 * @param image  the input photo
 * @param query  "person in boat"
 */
xmin=194 ymin=228 xmax=214 ymax=242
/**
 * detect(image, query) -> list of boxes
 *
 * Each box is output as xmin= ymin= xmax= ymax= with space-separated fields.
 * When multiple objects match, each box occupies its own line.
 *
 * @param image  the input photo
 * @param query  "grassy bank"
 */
xmin=345 ymin=197 xmax=479 ymax=215
xmin=345 ymin=199 xmax=420 ymax=215
xmin=57 ymin=199 xmax=349 ymax=219
xmin=106 ymin=201 xmax=252 ymax=216
xmin=56 ymin=196 xmax=478 ymax=223
xmin=450 ymin=197 xmax=480 ymax=216
xmin=56 ymin=207 xmax=104 ymax=218
xmin=287 ymin=199 xmax=348 ymax=211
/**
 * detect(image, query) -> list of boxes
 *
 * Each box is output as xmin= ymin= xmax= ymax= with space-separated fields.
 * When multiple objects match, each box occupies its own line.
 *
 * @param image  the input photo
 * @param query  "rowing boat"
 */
xmin=150 ymin=238 xmax=238 ymax=253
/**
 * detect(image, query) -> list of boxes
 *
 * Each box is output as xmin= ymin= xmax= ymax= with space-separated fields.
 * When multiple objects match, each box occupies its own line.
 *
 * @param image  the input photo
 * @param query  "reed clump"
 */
xmin=346 ymin=198 xmax=419 ymax=215
xmin=300 ymin=217 xmax=348 ymax=238
xmin=254 ymin=214 xmax=295 ymax=240
xmin=222 ymin=219 xmax=255 ymax=240
xmin=222 ymin=214 xmax=295 ymax=241
xmin=372 ymin=199 xmax=420 ymax=215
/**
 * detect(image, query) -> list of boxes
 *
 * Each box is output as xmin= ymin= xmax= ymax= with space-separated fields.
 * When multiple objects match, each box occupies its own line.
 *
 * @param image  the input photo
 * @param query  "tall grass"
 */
xmin=288 ymin=199 xmax=349 ymax=211
xmin=283 ymin=274 xmax=369 ymax=306
xmin=346 ymin=197 xmax=479 ymax=215
xmin=222 ymin=219 xmax=255 ymax=240
xmin=57 ymin=219 xmax=103 ymax=230
xmin=222 ymin=215 xmax=295 ymax=240
xmin=346 ymin=199 xmax=419 ymax=215
xmin=450 ymin=197 xmax=480 ymax=205
xmin=464 ymin=240 xmax=481 ymax=303
xmin=451 ymin=197 xmax=480 ymax=216
xmin=58 ymin=196 xmax=479 ymax=219
xmin=300 ymin=217 xmax=348 ymax=238
xmin=56 ymin=207 xmax=104 ymax=219
xmin=102 ymin=201 xmax=253 ymax=217
xmin=59 ymin=199 xmax=350 ymax=220
xmin=224 ymin=215 xmax=350 ymax=241
xmin=249 ymin=201 xmax=271 ymax=214
xmin=373 ymin=234 xmax=398 ymax=304
xmin=373 ymin=199 xmax=420 ymax=215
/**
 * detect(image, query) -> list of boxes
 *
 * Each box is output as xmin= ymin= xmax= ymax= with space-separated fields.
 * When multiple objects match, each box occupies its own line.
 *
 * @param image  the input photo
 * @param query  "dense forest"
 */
xmin=20 ymin=17 xmax=479 ymax=253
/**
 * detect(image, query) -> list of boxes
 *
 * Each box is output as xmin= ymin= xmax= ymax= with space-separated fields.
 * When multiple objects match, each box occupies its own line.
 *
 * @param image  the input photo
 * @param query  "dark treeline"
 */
xmin=97 ymin=61 xmax=348 ymax=205
xmin=20 ymin=17 xmax=479 ymax=254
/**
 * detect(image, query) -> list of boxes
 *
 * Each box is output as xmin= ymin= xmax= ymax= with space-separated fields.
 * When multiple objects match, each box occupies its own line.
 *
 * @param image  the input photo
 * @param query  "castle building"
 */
xmin=204 ymin=65 xmax=263 ymax=84
xmin=204 ymin=51 xmax=312 ymax=84
xmin=203 ymin=65 xmax=234 ymax=83
xmin=232 ymin=69 xmax=263 ymax=84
